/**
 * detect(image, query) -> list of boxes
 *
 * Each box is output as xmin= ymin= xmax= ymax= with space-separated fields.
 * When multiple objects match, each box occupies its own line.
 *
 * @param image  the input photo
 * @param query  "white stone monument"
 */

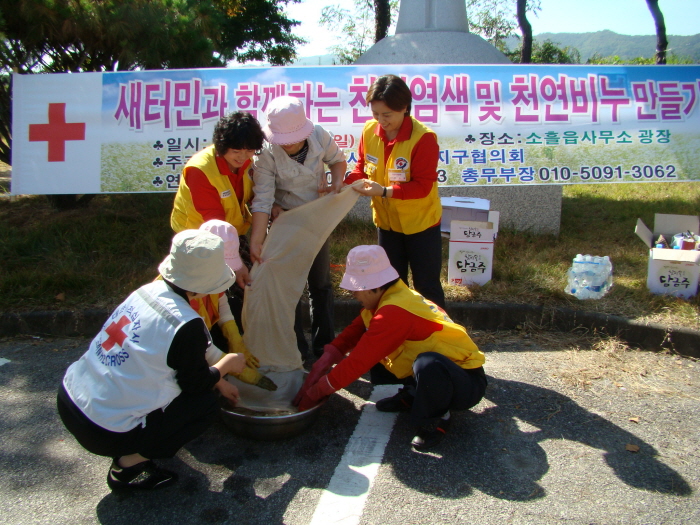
xmin=352 ymin=0 xmax=562 ymax=234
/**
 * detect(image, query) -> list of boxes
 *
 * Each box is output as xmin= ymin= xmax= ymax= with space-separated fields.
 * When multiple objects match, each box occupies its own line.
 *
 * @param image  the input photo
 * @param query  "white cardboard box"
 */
xmin=635 ymin=213 xmax=700 ymax=298
xmin=448 ymin=218 xmax=498 ymax=286
xmin=441 ymin=197 xmax=491 ymax=234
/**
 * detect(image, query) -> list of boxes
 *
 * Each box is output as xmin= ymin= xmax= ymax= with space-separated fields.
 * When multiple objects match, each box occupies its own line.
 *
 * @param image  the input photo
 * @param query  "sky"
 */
xmin=285 ymin=0 xmax=700 ymax=57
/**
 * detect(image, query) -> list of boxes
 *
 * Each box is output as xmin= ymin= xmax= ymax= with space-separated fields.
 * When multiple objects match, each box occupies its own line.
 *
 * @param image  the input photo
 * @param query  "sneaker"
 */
xmin=376 ymin=386 xmax=414 ymax=412
xmin=107 ymin=460 xmax=178 ymax=491
xmin=411 ymin=417 xmax=451 ymax=450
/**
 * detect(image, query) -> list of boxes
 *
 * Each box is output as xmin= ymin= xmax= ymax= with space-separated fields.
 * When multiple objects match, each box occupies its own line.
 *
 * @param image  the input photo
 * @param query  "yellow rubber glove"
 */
xmin=220 ymin=320 xmax=259 ymax=369
xmin=233 ymin=366 xmax=278 ymax=391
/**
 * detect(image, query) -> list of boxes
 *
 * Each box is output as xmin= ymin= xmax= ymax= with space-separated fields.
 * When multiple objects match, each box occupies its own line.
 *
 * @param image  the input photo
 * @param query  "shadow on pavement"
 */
xmin=386 ymin=377 xmax=692 ymax=501
xmin=94 ymin=393 xmax=360 ymax=525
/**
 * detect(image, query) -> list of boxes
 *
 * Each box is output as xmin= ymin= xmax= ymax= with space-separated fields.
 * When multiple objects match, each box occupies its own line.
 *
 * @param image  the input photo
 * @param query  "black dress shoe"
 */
xmin=107 ymin=460 xmax=178 ymax=491
xmin=411 ymin=417 xmax=451 ymax=450
xmin=375 ymin=386 xmax=415 ymax=412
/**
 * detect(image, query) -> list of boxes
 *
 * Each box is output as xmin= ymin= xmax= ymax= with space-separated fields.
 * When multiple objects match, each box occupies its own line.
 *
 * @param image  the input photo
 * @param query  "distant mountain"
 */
xmin=506 ymin=30 xmax=700 ymax=62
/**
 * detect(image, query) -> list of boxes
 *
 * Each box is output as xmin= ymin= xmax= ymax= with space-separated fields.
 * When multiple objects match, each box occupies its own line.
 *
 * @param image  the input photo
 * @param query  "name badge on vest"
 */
xmin=366 ymin=154 xmax=379 ymax=164
xmin=388 ymin=169 xmax=407 ymax=182
xmin=220 ymin=189 xmax=232 ymax=198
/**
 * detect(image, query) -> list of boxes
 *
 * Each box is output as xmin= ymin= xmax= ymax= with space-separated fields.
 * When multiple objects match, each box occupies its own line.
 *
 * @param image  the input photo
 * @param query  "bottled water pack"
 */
xmin=564 ymin=254 xmax=613 ymax=300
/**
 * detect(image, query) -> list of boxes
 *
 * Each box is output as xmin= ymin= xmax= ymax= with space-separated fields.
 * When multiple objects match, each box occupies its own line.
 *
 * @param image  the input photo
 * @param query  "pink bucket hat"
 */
xmin=340 ymin=245 xmax=400 ymax=291
xmin=199 ymin=220 xmax=243 ymax=271
xmin=262 ymin=96 xmax=314 ymax=145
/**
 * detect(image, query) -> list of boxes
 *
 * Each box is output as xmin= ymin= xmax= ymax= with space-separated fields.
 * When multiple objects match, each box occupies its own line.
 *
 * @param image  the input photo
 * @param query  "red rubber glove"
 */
xmin=293 ymin=344 xmax=344 ymax=406
xmin=297 ymin=376 xmax=336 ymax=412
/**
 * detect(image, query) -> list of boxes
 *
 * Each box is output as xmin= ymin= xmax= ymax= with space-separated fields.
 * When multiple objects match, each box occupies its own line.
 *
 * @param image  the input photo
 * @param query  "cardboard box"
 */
xmin=440 ymin=197 xmax=491 ymax=234
xmin=448 ymin=218 xmax=498 ymax=286
xmin=635 ymin=214 xmax=700 ymax=298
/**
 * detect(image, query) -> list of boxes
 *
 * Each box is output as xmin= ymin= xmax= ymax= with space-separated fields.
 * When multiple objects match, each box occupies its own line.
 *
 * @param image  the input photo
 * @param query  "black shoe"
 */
xmin=376 ymin=386 xmax=414 ymax=412
xmin=411 ymin=417 xmax=451 ymax=450
xmin=107 ymin=460 xmax=178 ymax=491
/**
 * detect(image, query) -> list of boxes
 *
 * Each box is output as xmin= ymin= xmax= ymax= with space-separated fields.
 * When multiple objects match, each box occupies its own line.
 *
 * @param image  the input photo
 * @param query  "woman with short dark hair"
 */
xmin=346 ymin=74 xmax=445 ymax=308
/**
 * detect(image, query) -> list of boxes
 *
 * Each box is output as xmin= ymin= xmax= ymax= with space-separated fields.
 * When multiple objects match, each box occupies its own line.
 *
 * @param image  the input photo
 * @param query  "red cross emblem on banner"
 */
xmin=28 ymin=103 xmax=86 ymax=162
xmin=102 ymin=315 xmax=131 ymax=351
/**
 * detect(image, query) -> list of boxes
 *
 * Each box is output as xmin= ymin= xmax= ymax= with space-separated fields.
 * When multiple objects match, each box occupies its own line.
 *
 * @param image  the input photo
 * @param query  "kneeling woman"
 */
xmin=57 ymin=230 xmax=246 ymax=491
xmin=294 ymin=245 xmax=487 ymax=450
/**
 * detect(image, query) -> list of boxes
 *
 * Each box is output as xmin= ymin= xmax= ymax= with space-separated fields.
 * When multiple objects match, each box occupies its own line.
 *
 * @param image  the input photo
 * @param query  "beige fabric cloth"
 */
xmin=227 ymin=182 xmax=362 ymax=410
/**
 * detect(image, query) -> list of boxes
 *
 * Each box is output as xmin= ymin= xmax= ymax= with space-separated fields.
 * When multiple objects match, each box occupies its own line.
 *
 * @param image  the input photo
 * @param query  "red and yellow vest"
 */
xmin=170 ymin=145 xmax=254 ymax=235
xmin=361 ymin=280 xmax=484 ymax=378
xmin=361 ymin=117 xmax=441 ymax=234
xmin=190 ymin=293 xmax=224 ymax=330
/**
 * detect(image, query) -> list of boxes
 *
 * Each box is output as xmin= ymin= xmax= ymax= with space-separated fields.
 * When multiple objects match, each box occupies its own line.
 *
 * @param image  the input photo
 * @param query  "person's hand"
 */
xmin=235 ymin=263 xmax=252 ymax=288
xmin=352 ymin=179 xmax=384 ymax=197
xmin=329 ymin=178 xmax=344 ymax=194
xmin=320 ymin=177 xmax=343 ymax=195
xmin=220 ymin=320 xmax=259 ymax=368
xmin=270 ymin=203 xmax=284 ymax=222
xmin=215 ymin=352 xmax=246 ymax=377
xmin=250 ymin=243 xmax=264 ymax=265
xmin=216 ymin=378 xmax=240 ymax=405
xmin=293 ymin=344 xmax=344 ymax=405
xmin=234 ymin=367 xmax=278 ymax=391
xmin=297 ymin=376 xmax=336 ymax=412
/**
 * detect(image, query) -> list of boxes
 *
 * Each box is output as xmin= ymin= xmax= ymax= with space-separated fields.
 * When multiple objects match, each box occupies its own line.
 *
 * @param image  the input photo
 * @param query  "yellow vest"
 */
xmin=361 ymin=280 xmax=484 ymax=378
xmin=170 ymin=145 xmax=254 ymax=235
xmin=190 ymin=293 xmax=222 ymax=330
xmin=362 ymin=117 xmax=442 ymax=234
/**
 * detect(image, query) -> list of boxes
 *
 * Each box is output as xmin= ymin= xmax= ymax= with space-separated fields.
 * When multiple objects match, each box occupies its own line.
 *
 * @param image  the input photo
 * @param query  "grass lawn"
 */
xmin=1 ymin=181 xmax=699 ymax=330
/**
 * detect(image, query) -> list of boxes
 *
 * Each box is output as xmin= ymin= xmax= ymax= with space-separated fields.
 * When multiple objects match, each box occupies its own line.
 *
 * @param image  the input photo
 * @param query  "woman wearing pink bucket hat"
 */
xmin=344 ymin=74 xmax=445 ymax=310
xmin=250 ymin=96 xmax=348 ymax=359
xmin=294 ymin=245 xmax=486 ymax=451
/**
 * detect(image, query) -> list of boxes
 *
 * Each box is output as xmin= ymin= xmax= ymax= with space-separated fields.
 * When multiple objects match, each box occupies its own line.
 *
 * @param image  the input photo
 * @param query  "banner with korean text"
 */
xmin=11 ymin=64 xmax=700 ymax=195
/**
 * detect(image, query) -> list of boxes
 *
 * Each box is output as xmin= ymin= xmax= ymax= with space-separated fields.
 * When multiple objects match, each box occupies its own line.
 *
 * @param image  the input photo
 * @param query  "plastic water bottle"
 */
xmin=565 ymin=254 xmax=613 ymax=300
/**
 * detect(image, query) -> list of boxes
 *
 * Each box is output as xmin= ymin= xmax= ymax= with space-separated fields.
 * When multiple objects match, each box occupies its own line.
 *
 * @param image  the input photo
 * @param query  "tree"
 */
xmin=0 ymin=0 xmax=304 ymax=167
xmin=374 ymin=0 xmax=392 ymax=42
xmin=467 ymin=0 xmax=540 ymax=54
xmin=516 ymin=0 xmax=533 ymax=63
xmin=320 ymin=0 xmax=399 ymax=65
xmin=645 ymin=0 xmax=667 ymax=65
xmin=506 ymin=39 xmax=580 ymax=64
xmin=587 ymin=52 xmax=694 ymax=65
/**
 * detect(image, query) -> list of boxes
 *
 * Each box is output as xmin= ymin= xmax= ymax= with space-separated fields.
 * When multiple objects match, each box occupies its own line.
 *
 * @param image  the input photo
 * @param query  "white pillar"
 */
xmin=396 ymin=0 xmax=470 ymax=33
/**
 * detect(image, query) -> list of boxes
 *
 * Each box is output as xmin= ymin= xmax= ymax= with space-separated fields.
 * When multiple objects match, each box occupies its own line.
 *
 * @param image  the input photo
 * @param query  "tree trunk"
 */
xmin=374 ymin=0 xmax=391 ymax=42
xmin=517 ymin=0 xmax=533 ymax=63
xmin=646 ymin=0 xmax=667 ymax=64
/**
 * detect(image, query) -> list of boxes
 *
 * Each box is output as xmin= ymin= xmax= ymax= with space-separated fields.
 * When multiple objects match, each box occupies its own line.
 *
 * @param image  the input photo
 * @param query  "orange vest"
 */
xmin=170 ymin=145 xmax=254 ymax=235
xmin=189 ymin=293 xmax=224 ymax=330
xmin=361 ymin=117 xmax=442 ymax=234
xmin=361 ymin=280 xmax=484 ymax=378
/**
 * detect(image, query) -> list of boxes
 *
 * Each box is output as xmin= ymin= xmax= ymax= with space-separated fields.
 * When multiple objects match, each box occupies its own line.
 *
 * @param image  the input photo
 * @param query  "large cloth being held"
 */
xmin=227 ymin=182 xmax=362 ymax=410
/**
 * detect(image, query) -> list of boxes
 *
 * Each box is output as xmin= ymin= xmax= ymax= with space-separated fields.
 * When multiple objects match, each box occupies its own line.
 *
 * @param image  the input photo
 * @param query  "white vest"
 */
xmin=63 ymin=280 xmax=209 ymax=432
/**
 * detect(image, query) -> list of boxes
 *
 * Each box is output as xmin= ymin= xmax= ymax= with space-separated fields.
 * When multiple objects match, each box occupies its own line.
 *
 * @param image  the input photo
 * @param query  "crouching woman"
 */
xmin=57 ymin=230 xmax=246 ymax=492
xmin=294 ymin=245 xmax=487 ymax=450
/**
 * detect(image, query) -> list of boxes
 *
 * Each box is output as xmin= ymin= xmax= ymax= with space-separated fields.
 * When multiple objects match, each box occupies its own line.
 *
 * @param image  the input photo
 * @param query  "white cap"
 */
xmin=158 ymin=230 xmax=235 ymax=295
xmin=340 ymin=245 xmax=400 ymax=291
xmin=199 ymin=219 xmax=243 ymax=271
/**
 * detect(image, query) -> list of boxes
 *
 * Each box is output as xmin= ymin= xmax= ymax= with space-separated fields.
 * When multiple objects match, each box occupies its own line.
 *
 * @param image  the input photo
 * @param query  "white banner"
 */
xmin=11 ymin=64 xmax=700 ymax=194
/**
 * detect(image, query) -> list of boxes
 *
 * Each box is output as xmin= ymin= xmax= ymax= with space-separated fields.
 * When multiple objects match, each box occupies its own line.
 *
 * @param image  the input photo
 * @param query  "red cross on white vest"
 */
xmin=102 ymin=316 xmax=131 ymax=351
xmin=28 ymin=103 xmax=86 ymax=162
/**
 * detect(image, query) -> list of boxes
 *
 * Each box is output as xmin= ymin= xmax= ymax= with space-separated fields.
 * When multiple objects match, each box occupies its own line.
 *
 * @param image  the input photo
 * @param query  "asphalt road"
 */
xmin=1 ymin=333 xmax=698 ymax=525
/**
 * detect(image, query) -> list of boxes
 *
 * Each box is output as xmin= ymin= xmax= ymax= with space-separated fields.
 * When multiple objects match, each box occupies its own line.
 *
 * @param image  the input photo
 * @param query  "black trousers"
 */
xmin=295 ymin=237 xmax=335 ymax=356
xmin=378 ymin=224 xmax=446 ymax=308
xmin=370 ymin=352 xmax=487 ymax=426
xmin=57 ymin=383 xmax=219 ymax=460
